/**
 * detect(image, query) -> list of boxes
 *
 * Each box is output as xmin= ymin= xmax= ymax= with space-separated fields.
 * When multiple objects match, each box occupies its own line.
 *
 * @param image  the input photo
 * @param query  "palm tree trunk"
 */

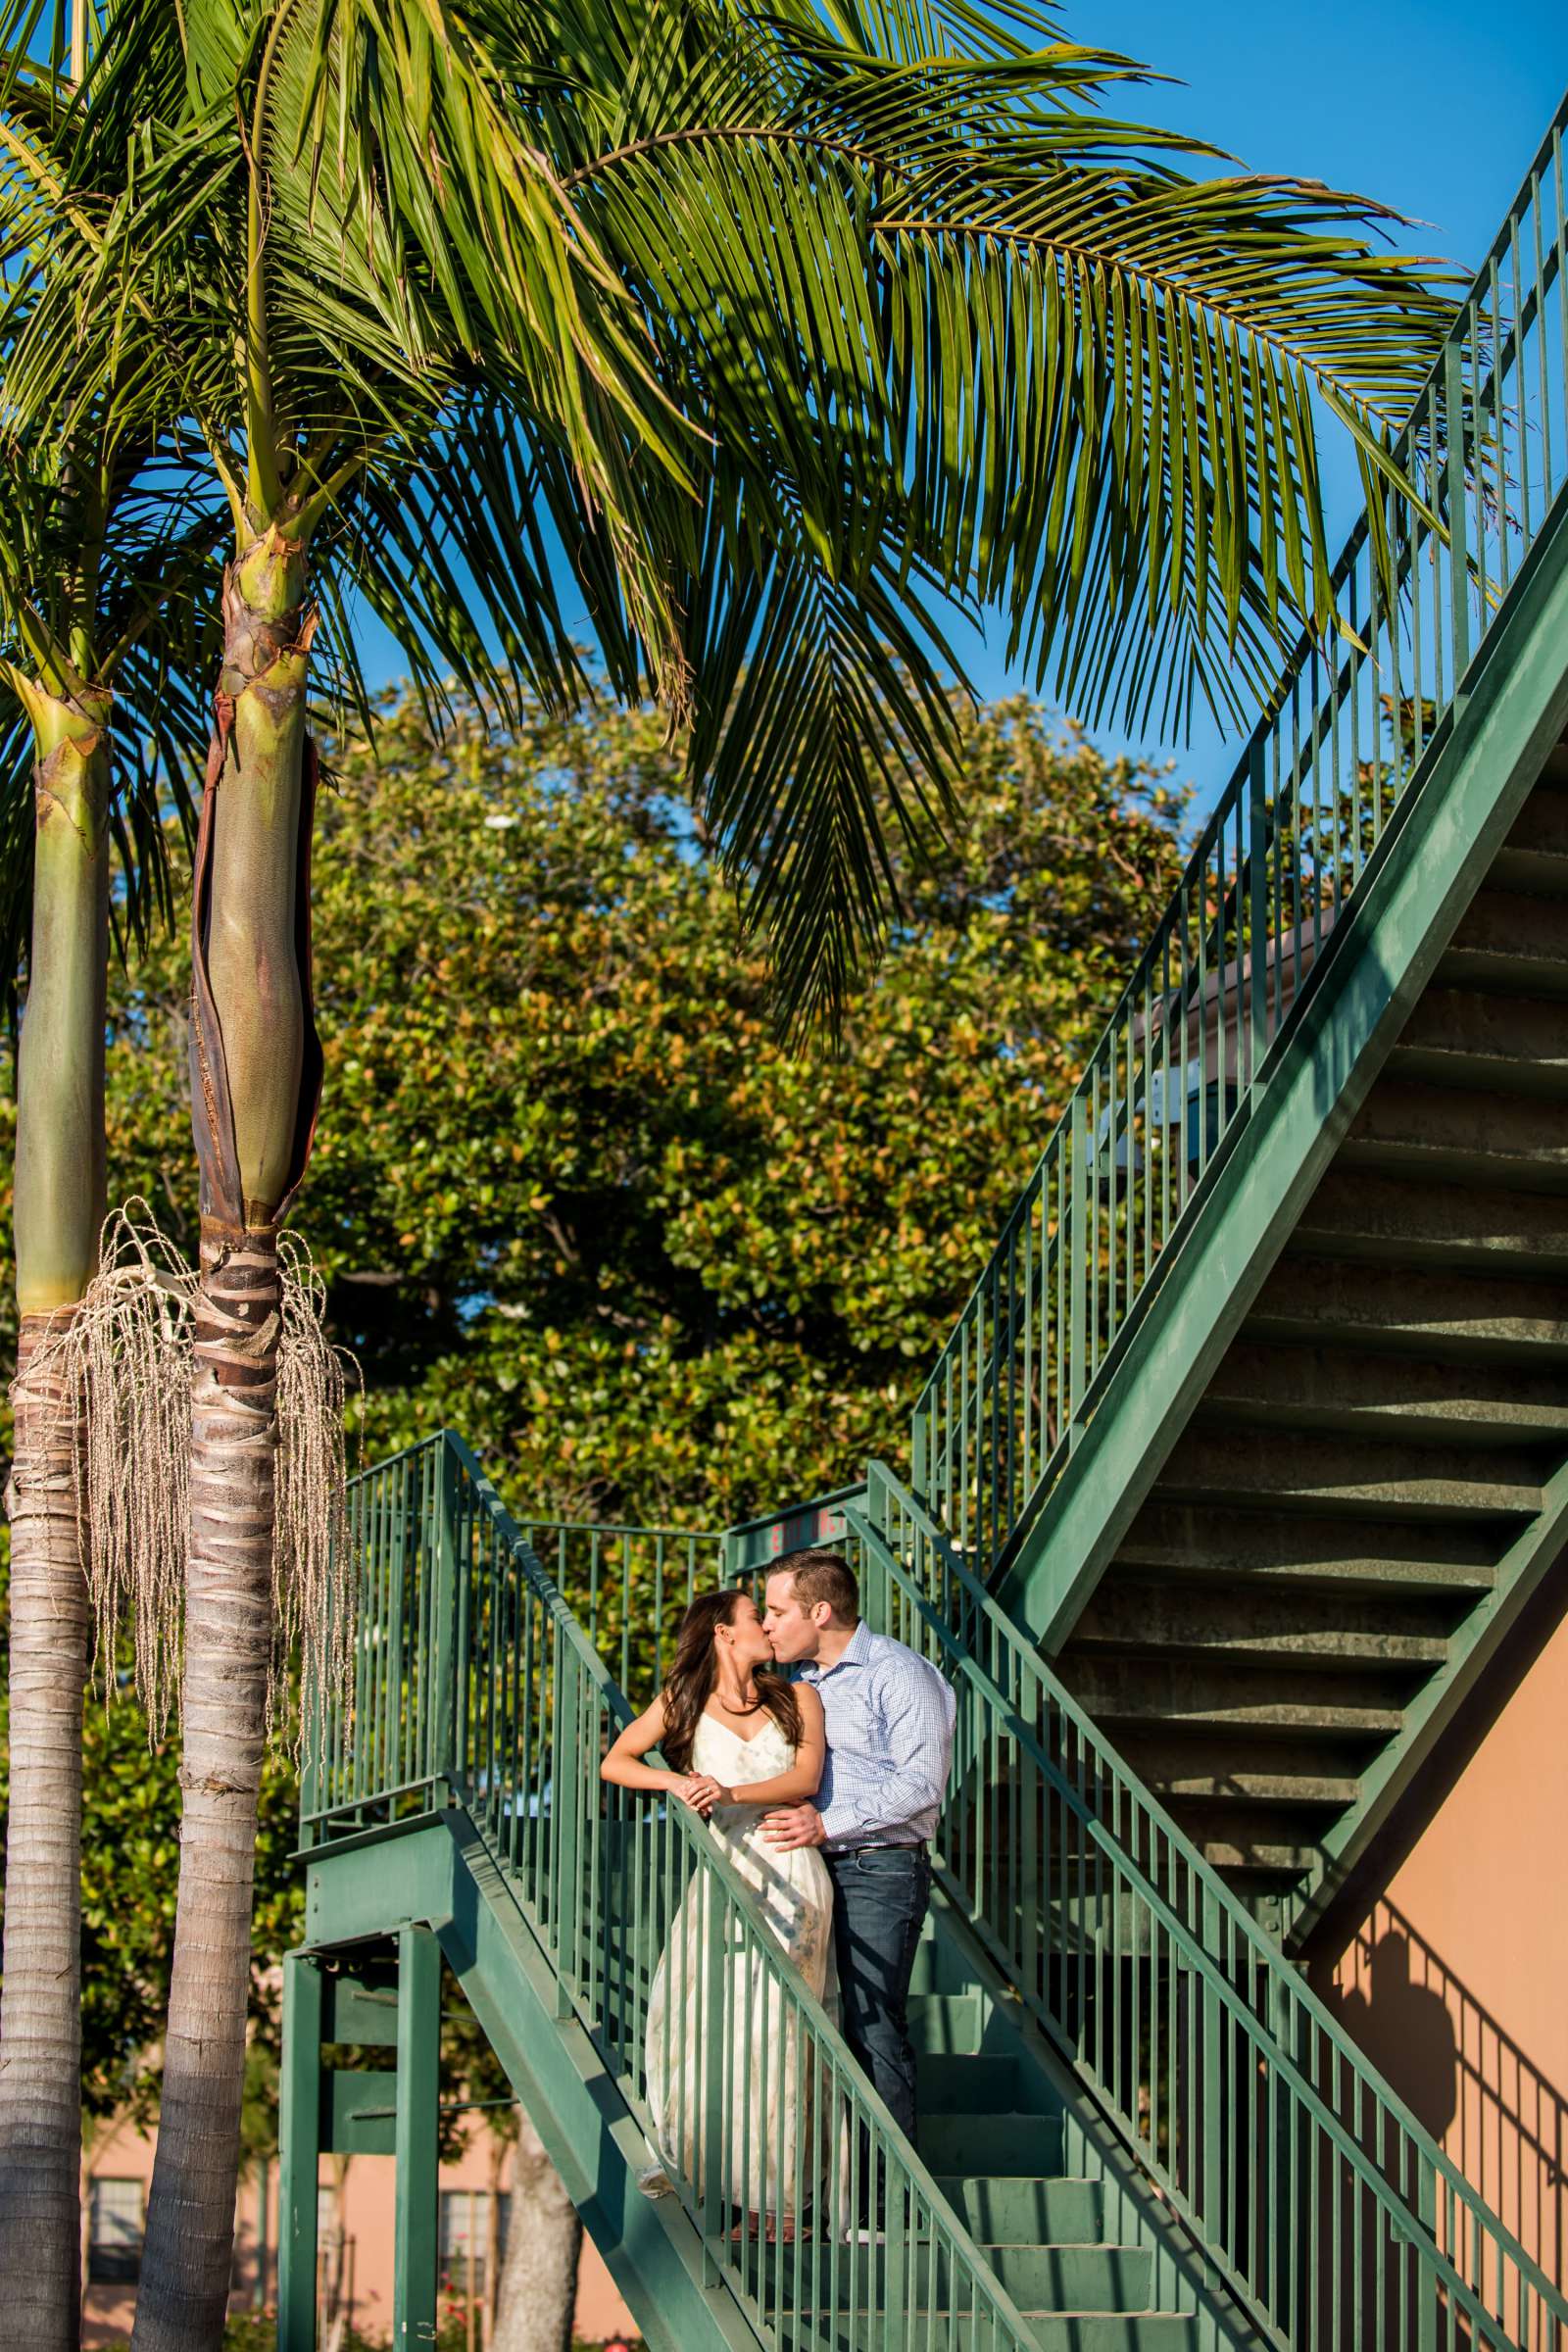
xmin=0 ymin=692 xmax=110 ymax=2352
xmin=492 ymin=2111 xmax=583 ymax=2352
xmin=132 ymin=525 xmax=321 ymax=2352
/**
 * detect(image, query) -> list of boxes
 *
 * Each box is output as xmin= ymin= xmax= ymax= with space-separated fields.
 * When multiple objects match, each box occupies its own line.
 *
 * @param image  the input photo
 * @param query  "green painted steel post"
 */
xmin=1248 ymin=738 xmax=1269 ymax=1085
xmin=1200 ymin=1886 xmax=1224 ymax=2255
xmin=553 ymin=1641 xmax=582 ymax=2017
xmin=393 ymin=1924 xmax=442 ymax=2349
xmin=1416 ymin=2160 xmax=1439 ymax=2352
xmin=431 ymin=1436 xmax=461 ymax=1803
xmin=277 ymin=1951 xmax=324 ymax=2352
xmin=1068 ymin=1095 xmax=1088 ymax=1433
xmin=1446 ymin=334 xmax=1472 ymax=688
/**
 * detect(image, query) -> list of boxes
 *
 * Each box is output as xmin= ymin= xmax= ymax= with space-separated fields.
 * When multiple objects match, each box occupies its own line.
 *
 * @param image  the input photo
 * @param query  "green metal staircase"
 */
xmin=278 ymin=84 xmax=1568 ymax=2352
xmin=908 ymin=89 xmax=1568 ymax=1943
xmin=280 ymin=1438 xmax=1566 ymax=2351
xmin=1050 ymin=728 xmax=1568 ymax=1926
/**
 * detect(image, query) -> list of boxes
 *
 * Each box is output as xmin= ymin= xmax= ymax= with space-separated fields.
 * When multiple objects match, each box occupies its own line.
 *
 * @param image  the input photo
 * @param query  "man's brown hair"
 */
xmin=773 ymin=1547 xmax=859 ymax=1627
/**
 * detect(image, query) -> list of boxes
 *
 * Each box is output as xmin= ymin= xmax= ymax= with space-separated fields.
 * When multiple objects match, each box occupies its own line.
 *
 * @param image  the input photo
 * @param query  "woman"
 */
xmin=601 ymin=1589 xmax=835 ymax=2239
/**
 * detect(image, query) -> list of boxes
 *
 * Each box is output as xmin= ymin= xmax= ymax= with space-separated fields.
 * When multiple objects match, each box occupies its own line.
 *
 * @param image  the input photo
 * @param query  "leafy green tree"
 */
xmin=92 ymin=686 xmax=1189 ymax=1522
xmin=3 ymin=682 xmax=1188 ymax=2110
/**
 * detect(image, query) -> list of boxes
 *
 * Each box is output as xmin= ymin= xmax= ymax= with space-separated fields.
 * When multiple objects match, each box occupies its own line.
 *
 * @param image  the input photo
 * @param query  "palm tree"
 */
xmin=0 ymin=46 xmax=221 ymax=2331
xmin=2 ymin=1 xmax=1461 ymax=2344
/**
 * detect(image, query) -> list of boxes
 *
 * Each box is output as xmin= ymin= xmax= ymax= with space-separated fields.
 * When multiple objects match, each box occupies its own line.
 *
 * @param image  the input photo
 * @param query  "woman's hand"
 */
xmin=671 ymin=1773 xmax=725 ymax=1817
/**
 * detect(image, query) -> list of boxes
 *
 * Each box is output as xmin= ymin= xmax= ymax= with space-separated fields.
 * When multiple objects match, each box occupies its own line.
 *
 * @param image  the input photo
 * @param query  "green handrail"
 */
xmin=911 ymin=87 xmax=1568 ymax=1582
xmin=839 ymin=1459 xmax=1566 ymax=2352
xmin=310 ymin=1440 xmax=1568 ymax=2349
xmin=306 ymin=1435 xmax=1045 ymax=2352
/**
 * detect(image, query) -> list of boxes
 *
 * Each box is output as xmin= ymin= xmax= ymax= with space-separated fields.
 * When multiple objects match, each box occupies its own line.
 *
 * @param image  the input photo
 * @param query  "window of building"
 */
xmin=88 ymin=2178 xmax=144 ymax=2285
xmin=439 ymin=2188 xmax=490 ymax=2299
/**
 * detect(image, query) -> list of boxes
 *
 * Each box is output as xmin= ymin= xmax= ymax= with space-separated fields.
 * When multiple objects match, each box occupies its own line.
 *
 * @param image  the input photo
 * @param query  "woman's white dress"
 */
xmin=642 ymin=1712 xmax=836 ymax=2224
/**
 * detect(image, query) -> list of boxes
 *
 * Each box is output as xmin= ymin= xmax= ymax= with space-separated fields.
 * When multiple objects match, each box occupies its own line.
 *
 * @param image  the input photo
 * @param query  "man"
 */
xmin=760 ymin=1548 xmax=956 ymax=2165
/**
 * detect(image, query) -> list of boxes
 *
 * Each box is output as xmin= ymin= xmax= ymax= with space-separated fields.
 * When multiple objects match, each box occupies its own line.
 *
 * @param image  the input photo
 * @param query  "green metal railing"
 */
xmin=513 ymin=1508 xmax=727 ymax=1691
xmin=305 ymin=1435 xmax=1043 ymax=2351
xmin=836 ymin=1461 xmax=1566 ymax=2352
xmin=911 ymin=89 xmax=1568 ymax=1581
xmin=308 ymin=1436 xmax=1568 ymax=2352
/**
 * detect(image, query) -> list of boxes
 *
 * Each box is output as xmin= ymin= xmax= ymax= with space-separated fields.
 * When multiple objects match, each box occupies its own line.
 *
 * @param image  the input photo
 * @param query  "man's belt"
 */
xmin=825 ymin=1839 xmax=929 ymax=1857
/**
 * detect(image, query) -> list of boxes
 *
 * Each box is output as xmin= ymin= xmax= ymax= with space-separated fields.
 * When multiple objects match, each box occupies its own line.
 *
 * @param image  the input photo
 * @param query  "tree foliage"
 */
xmin=0 ymin=682 xmax=1187 ymax=2106
xmin=1 ymin=0 xmax=1457 ymax=1025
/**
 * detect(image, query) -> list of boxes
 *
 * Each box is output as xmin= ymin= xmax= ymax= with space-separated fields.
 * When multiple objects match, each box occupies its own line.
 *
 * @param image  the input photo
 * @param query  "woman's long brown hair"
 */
xmin=660 ymin=1590 xmax=802 ymax=1774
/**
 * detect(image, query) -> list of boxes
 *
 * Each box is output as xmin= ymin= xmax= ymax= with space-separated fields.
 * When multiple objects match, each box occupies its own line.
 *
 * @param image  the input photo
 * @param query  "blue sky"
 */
xmin=359 ymin=7 xmax=1567 ymax=815
xmin=949 ymin=0 xmax=1568 ymax=802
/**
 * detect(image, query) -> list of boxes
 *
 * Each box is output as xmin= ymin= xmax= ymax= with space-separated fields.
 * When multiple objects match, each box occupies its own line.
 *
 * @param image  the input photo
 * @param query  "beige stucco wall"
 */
xmin=1306 ymin=1584 xmax=1568 ymax=2286
xmin=81 ymin=2111 xmax=637 ymax=2345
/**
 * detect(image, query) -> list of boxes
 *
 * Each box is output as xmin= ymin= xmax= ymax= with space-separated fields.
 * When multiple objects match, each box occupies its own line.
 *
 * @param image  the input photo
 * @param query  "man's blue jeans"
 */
xmin=824 ymin=1845 xmax=932 ymax=2164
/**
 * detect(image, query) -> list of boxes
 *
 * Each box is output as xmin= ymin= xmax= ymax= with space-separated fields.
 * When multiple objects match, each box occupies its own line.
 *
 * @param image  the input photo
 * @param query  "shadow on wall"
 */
xmin=1326 ymin=1900 xmax=1566 ymax=2279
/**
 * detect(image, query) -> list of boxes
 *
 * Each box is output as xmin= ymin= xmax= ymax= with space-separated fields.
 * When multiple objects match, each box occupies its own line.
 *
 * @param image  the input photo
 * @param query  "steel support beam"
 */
xmin=278 ymin=1950 xmax=324 ymax=2352
xmin=393 ymin=1924 xmax=442 ymax=2350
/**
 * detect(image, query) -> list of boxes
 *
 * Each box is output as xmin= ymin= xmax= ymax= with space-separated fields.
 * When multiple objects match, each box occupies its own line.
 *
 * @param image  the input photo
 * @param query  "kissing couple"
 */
xmin=601 ymin=1548 xmax=956 ymax=2241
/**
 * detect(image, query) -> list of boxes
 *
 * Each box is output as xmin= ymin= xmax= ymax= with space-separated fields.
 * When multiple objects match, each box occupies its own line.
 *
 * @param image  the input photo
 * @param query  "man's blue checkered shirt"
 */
xmin=795 ymin=1620 xmax=956 ymax=1850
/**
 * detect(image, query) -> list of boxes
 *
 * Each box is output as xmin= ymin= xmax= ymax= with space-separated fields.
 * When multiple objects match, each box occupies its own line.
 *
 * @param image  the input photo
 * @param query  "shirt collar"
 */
xmin=802 ymin=1619 xmax=872 ymax=1681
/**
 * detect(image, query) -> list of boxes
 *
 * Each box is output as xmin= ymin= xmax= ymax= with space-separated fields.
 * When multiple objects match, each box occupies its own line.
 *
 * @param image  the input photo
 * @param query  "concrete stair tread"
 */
xmin=1341 ymin=1076 xmax=1568 ymax=1185
xmin=1387 ymin=988 xmax=1568 ymax=1096
xmin=1438 ymin=888 xmax=1568 ymax=995
xmin=1166 ymin=1804 xmax=1343 ymax=1874
xmin=1059 ymin=1654 xmax=1411 ymax=1737
xmin=1295 ymin=1169 xmax=1568 ymax=1274
xmin=1245 ymin=1257 xmax=1568 ymax=1363
xmin=1110 ymin=1733 xmax=1363 ymax=1808
xmin=1154 ymin=1421 xmax=1544 ymax=1520
xmin=1073 ymin=1572 xmax=1454 ymax=1669
xmin=1200 ymin=1338 xmax=1568 ymax=1445
xmin=1116 ymin=1499 xmax=1497 ymax=1592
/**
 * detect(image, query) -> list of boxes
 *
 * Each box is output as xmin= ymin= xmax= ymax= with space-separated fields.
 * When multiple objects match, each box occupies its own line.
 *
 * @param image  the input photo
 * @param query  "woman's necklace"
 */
xmin=714 ymin=1685 xmax=763 ymax=1717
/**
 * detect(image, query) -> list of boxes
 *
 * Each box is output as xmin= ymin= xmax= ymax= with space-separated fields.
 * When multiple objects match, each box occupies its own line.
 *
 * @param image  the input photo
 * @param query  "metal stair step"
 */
xmin=784 ymin=2310 xmax=1196 ymax=2350
xmin=1155 ymin=1422 xmax=1544 ymax=1521
xmin=1438 ymin=887 xmax=1568 ymax=995
xmin=1024 ymin=2321 xmax=1197 ymax=2349
xmin=916 ymin=2051 xmax=1031 ymax=2114
xmin=1387 ymin=989 xmax=1568 ymax=1098
xmin=1115 ymin=1498 xmax=1497 ymax=1593
xmin=934 ymin=2175 xmax=1103 ymax=2244
xmin=1245 ymin=1257 xmax=1568 ymax=1365
xmin=767 ymin=2239 xmax=1155 ymax=2310
xmin=991 ymin=2245 xmax=1155 ymax=2308
xmin=918 ymin=2111 xmax=1066 ymax=2176
xmin=1200 ymin=1339 xmax=1568 ymax=1446
xmin=1341 ymin=1077 xmax=1568 ymax=1187
xmin=906 ymin=1992 xmax=985 ymax=2054
xmin=1072 ymin=1572 xmax=1453 ymax=1671
xmin=1296 ymin=1168 xmax=1568 ymax=1274
xmin=908 ymin=1928 xmax=988 ymax=1997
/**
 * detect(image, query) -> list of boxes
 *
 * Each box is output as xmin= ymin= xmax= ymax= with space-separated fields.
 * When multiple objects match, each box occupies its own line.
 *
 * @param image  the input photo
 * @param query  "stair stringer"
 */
xmin=997 ymin=490 xmax=1568 ymax=1674
xmin=302 ymin=1810 xmax=768 ymax=2352
xmin=923 ymin=1886 xmax=1267 ymax=2352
